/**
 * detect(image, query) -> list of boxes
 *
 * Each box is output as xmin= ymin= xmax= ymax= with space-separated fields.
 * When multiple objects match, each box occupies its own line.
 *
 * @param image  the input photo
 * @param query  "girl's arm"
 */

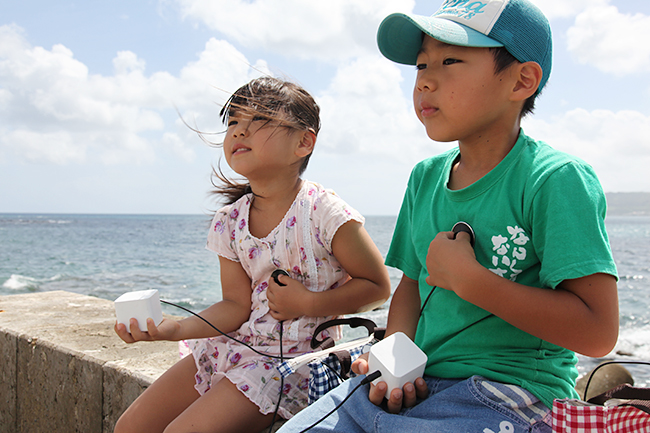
xmin=115 ymin=256 xmax=252 ymax=343
xmin=426 ymin=230 xmax=619 ymax=357
xmin=266 ymin=220 xmax=391 ymax=321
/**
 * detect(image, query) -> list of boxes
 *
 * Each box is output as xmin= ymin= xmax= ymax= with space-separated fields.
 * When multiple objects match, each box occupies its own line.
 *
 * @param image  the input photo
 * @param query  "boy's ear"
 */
xmin=511 ymin=61 xmax=543 ymax=101
xmin=295 ymin=130 xmax=316 ymax=157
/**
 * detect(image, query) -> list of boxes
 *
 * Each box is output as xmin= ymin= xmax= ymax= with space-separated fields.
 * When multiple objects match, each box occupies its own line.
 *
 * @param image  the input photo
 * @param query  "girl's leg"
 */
xmin=163 ymin=377 xmax=279 ymax=433
xmin=114 ymin=355 xmax=200 ymax=433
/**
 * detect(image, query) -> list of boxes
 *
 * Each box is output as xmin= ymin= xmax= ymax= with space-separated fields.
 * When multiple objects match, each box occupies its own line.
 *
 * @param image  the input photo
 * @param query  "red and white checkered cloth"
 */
xmin=552 ymin=398 xmax=650 ymax=432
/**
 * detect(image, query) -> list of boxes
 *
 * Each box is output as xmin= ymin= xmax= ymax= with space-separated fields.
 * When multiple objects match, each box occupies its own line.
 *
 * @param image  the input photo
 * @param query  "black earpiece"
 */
xmin=271 ymin=269 xmax=290 ymax=286
xmin=452 ymin=221 xmax=475 ymax=248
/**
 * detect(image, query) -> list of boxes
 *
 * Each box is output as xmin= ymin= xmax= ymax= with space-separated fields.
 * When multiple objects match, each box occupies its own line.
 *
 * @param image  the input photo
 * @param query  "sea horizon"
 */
xmin=1 ymin=212 xmax=649 ymax=387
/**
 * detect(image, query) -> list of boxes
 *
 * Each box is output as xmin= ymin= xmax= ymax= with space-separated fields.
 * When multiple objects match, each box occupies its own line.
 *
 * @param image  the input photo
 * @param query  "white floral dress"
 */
xmin=189 ymin=180 xmax=364 ymax=419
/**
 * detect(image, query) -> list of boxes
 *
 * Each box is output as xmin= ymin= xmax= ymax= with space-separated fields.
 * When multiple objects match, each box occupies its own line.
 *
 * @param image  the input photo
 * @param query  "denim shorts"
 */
xmin=277 ymin=374 xmax=552 ymax=433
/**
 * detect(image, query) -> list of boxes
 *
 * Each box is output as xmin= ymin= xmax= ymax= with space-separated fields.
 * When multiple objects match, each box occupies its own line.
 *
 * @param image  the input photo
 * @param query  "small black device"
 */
xmin=271 ymin=269 xmax=289 ymax=286
xmin=452 ymin=221 xmax=475 ymax=247
xmin=420 ymin=221 xmax=476 ymax=316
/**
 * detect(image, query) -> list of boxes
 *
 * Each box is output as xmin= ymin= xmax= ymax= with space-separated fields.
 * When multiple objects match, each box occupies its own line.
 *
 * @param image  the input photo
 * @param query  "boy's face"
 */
xmin=413 ymin=35 xmax=516 ymax=143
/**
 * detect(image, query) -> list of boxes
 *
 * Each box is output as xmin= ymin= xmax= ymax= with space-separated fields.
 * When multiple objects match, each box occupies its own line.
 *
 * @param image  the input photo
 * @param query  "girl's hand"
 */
xmin=113 ymin=317 xmax=181 ymax=343
xmin=353 ymin=352 xmax=428 ymax=413
xmin=266 ymin=273 xmax=313 ymax=321
xmin=425 ymin=230 xmax=476 ymax=294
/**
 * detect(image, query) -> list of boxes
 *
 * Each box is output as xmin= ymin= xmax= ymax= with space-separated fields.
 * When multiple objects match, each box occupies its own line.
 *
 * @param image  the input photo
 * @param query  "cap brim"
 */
xmin=377 ymin=13 xmax=504 ymax=65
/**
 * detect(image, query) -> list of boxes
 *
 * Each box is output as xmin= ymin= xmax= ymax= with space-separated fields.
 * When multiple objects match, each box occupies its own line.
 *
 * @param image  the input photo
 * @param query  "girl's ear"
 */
xmin=511 ymin=61 xmax=543 ymax=101
xmin=295 ymin=130 xmax=316 ymax=157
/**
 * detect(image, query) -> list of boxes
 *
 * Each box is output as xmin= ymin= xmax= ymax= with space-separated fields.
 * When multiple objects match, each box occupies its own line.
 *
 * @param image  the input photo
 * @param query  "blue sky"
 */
xmin=1 ymin=0 xmax=649 ymax=216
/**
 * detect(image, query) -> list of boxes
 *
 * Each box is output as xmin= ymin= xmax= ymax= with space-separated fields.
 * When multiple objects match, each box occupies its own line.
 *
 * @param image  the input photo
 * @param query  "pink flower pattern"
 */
xmin=248 ymin=246 xmax=261 ymax=259
xmin=230 ymin=352 xmax=242 ymax=364
xmin=198 ymin=181 xmax=364 ymax=418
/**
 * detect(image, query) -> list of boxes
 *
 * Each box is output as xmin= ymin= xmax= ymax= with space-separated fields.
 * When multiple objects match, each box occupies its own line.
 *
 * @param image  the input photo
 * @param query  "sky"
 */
xmin=1 ymin=0 xmax=649 ymax=216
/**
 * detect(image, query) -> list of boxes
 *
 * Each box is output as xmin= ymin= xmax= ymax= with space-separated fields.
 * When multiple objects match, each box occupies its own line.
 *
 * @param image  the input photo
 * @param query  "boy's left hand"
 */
xmin=354 ymin=352 xmax=429 ymax=412
xmin=267 ymin=273 xmax=313 ymax=321
xmin=425 ymin=230 xmax=476 ymax=291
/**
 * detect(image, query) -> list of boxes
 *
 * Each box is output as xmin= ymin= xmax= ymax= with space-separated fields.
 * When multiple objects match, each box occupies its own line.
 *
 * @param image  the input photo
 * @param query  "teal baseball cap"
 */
xmin=377 ymin=0 xmax=553 ymax=92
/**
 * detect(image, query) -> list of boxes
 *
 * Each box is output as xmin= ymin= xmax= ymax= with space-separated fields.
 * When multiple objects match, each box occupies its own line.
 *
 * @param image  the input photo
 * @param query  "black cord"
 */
xmin=161 ymin=300 xmax=291 ymax=360
xmin=298 ymin=370 xmax=382 ymax=433
xmin=419 ymin=285 xmax=437 ymax=317
xmin=160 ymin=299 xmax=374 ymax=432
xmin=418 ymin=222 xmax=474 ymax=316
xmin=268 ymin=320 xmax=284 ymax=433
xmin=159 ymin=300 xmax=288 ymax=432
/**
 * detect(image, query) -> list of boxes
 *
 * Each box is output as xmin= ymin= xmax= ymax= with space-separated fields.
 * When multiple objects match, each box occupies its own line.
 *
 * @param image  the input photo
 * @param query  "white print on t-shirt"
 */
xmin=483 ymin=420 xmax=514 ymax=433
xmin=489 ymin=226 xmax=530 ymax=281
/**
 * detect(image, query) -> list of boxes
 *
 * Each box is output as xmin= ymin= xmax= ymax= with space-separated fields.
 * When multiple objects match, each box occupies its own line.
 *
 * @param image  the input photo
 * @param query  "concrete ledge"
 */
xmin=0 ymin=290 xmax=180 ymax=433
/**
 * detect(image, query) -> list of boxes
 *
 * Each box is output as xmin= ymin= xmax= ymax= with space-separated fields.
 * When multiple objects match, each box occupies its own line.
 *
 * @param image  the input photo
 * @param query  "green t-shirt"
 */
xmin=385 ymin=130 xmax=618 ymax=408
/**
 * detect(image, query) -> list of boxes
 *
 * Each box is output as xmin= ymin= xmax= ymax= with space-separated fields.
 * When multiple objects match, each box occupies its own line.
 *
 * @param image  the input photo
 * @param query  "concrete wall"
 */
xmin=0 ymin=291 xmax=180 ymax=433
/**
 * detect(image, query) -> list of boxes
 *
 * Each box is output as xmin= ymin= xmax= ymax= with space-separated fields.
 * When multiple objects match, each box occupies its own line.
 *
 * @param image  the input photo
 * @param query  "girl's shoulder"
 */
xmin=301 ymin=180 xmax=364 ymax=224
xmin=301 ymin=180 xmax=353 ymax=212
xmin=302 ymin=180 xmax=341 ymax=201
xmin=213 ymin=194 xmax=253 ymax=226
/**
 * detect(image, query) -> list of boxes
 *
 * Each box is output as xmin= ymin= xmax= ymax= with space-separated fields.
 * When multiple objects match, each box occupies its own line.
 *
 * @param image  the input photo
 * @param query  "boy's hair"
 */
xmin=212 ymin=77 xmax=321 ymax=205
xmin=490 ymin=47 xmax=536 ymax=117
xmin=377 ymin=0 xmax=552 ymax=101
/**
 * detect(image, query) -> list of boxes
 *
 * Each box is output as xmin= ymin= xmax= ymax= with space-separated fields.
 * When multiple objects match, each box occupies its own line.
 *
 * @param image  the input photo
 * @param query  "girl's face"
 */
xmin=223 ymin=110 xmax=306 ymax=180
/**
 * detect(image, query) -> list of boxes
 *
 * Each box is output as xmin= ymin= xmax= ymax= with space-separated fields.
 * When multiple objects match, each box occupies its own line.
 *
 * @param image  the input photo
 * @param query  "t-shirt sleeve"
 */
xmin=311 ymin=186 xmax=365 ymax=253
xmin=385 ymin=165 xmax=422 ymax=281
xmin=206 ymin=205 xmax=240 ymax=262
xmin=528 ymin=161 xmax=618 ymax=289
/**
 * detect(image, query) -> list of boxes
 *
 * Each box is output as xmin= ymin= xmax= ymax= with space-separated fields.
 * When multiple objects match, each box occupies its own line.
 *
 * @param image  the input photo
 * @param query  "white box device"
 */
xmin=367 ymin=332 xmax=428 ymax=399
xmin=114 ymin=289 xmax=163 ymax=332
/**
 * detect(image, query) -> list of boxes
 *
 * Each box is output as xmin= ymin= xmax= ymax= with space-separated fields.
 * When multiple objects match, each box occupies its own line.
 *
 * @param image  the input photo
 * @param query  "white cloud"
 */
xmin=531 ymin=0 xmax=608 ymax=20
xmin=113 ymin=50 xmax=146 ymax=75
xmin=566 ymin=5 xmax=650 ymax=75
xmin=303 ymin=55 xmax=454 ymax=215
xmin=3 ymin=130 xmax=86 ymax=164
xmin=317 ymin=55 xmax=441 ymax=164
xmin=163 ymin=132 xmax=196 ymax=162
xmin=174 ymin=0 xmax=415 ymax=61
xmin=523 ymin=108 xmax=650 ymax=192
xmin=0 ymin=25 xmax=268 ymax=165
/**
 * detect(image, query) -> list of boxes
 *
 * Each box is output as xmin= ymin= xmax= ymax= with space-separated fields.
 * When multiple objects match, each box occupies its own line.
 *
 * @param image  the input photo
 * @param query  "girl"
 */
xmin=113 ymin=77 xmax=391 ymax=433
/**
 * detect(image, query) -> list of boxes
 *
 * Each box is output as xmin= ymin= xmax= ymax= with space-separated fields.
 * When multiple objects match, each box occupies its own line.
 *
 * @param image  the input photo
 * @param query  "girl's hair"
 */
xmin=211 ymin=77 xmax=321 ymax=205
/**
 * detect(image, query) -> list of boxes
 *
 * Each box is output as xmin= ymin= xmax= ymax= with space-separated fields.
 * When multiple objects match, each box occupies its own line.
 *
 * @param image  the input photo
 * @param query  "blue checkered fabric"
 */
xmin=307 ymin=344 xmax=367 ymax=403
xmin=278 ymin=341 xmax=370 ymax=404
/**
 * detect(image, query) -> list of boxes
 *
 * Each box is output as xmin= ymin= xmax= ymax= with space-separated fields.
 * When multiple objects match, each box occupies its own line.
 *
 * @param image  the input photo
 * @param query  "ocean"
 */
xmin=1 ymin=213 xmax=649 ymax=387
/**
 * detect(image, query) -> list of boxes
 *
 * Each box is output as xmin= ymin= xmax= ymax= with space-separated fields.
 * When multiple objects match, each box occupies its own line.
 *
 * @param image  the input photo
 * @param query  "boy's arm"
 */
xmin=267 ymin=220 xmax=391 ymax=320
xmin=354 ymin=274 xmax=429 ymax=412
xmin=426 ymin=231 xmax=619 ymax=357
xmin=384 ymin=274 xmax=421 ymax=339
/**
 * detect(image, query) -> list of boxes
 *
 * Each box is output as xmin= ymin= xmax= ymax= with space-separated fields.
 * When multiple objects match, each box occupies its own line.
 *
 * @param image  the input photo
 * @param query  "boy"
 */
xmin=278 ymin=0 xmax=619 ymax=431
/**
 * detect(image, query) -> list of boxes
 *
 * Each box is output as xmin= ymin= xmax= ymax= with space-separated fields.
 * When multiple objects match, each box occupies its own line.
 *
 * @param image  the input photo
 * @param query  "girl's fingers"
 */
xmin=146 ymin=318 xmax=160 ymax=338
xmin=128 ymin=319 xmax=151 ymax=341
xmin=114 ymin=321 xmax=135 ymax=343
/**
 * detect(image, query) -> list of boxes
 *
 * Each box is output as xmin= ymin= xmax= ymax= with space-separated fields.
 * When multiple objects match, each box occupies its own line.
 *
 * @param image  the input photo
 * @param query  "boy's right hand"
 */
xmin=114 ymin=317 xmax=180 ymax=343
xmin=352 ymin=352 xmax=429 ymax=413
